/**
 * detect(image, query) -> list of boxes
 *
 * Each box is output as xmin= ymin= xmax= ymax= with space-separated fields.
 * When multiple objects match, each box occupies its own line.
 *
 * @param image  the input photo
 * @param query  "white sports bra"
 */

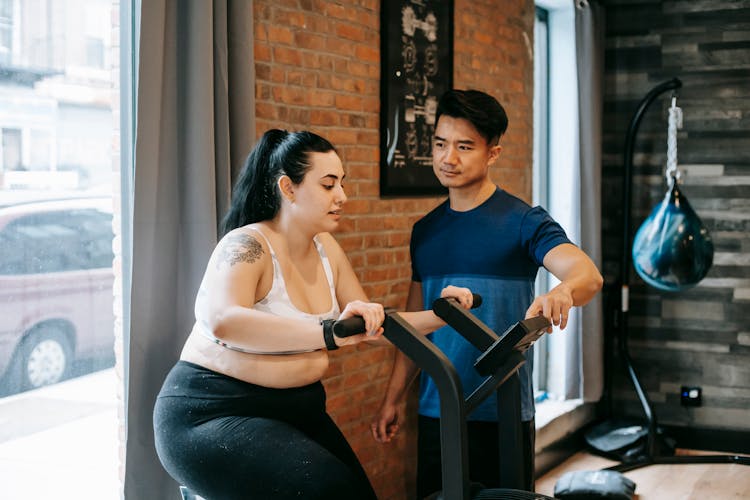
xmin=197 ymin=228 xmax=340 ymax=354
xmin=250 ymin=228 xmax=340 ymax=322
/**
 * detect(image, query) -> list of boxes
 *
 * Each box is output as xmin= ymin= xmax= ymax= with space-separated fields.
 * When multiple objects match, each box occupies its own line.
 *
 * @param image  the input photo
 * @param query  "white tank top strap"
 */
xmin=313 ymin=235 xmax=337 ymax=301
xmin=246 ymin=226 xmax=288 ymax=309
xmin=247 ymin=227 xmax=275 ymax=257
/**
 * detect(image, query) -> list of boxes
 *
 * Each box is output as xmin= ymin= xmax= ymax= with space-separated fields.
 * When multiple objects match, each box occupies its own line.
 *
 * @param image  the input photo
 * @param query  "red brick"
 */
xmin=253 ymin=41 xmax=271 ymax=62
xmin=272 ymin=9 xmax=307 ymax=28
xmin=344 ymin=164 xmax=376 ymax=182
xmin=343 ymin=198 xmax=371 ymax=214
xmin=267 ymin=24 xmax=293 ymax=44
xmin=354 ymin=44 xmax=379 ymax=63
xmin=325 ymin=37 xmax=356 ymax=57
xmin=333 ymin=94 xmax=363 ymax=112
xmin=309 ymin=89 xmax=336 ymax=108
xmin=337 ymin=128 xmax=366 ymax=144
xmin=271 ymin=46 xmax=302 ymax=66
xmin=343 ymin=146 xmax=378 ymax=162
xmin=286 ymin=69 xmax=317 ymax=87
xmin=309 ymin=109 xmax=340 ymax=126
xmin=294 ymin=31 xmax=327 ymax=51
xmin=335 ymin=21 xmax=366 ymax=42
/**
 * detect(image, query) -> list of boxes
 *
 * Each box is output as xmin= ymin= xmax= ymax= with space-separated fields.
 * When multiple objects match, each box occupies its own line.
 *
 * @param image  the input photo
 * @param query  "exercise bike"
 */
xmin=335 ymin=295 xmax=555 ymax=500
xmin=181 ymin=296 xmax=554 ymax=500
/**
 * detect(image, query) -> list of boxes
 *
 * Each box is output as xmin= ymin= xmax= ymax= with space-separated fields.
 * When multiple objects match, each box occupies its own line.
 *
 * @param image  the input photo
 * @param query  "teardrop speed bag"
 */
xmin=632 ymin=181 xmax=714 ymax=292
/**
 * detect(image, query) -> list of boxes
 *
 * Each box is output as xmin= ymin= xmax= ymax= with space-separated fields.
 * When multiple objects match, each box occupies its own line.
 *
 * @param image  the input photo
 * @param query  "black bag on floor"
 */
xmin=553 ymin=470 xmax=636 ymax=500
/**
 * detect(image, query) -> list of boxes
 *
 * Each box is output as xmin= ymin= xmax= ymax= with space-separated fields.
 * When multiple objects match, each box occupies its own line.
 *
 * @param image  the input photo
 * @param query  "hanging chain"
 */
xmin=666 ymin=96 xmax=683 ymax=185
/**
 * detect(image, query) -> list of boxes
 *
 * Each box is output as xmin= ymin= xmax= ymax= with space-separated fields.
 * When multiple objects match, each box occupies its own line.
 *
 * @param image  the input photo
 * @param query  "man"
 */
xmin=371 ymin=89 xmax=603 ymax=497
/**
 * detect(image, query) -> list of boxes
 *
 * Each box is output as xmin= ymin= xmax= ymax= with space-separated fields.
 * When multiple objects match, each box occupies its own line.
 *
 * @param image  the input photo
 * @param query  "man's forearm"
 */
xmin=554 ymin=266 xmax=603 ymax=307
xmin=543 ymin=244 xmax=603 ymax=307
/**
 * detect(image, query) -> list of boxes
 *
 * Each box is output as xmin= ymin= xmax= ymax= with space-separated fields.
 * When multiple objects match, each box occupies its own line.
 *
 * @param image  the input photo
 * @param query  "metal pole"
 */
xmin=620 ymin=77 xmax=682 ymax=457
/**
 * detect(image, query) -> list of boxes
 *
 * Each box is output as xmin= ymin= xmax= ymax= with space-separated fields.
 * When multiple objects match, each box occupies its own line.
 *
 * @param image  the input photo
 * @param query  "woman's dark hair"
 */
xmin=435 ymin=89 xmax=508 ymax=146
xmin=221 ymin=129 xmax=336 ymax=235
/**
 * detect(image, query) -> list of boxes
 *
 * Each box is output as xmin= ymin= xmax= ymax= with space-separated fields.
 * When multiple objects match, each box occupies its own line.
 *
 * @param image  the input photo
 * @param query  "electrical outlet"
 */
xmin=681 ymin=386 xmax=702 ymax=407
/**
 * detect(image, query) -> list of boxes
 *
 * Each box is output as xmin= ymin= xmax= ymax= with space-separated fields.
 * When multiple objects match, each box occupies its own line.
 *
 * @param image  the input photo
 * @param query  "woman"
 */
xmin=153 ymin=129 xmax=473 ymax=500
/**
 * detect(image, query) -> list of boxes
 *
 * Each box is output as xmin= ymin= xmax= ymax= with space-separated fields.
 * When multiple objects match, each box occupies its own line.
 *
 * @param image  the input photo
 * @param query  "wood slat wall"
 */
xmin=600 ymin=0 xmax=750 ymax=438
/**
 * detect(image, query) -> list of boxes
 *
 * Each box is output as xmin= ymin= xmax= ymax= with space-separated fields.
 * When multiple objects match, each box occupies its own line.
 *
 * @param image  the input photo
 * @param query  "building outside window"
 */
xmin=0 ymin=1 xmax=121 ymax=498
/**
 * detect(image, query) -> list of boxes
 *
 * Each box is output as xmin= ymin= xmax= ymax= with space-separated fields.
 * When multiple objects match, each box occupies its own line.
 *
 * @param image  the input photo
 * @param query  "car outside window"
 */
xmin=0 ymin=208 xmax=114 ymax=275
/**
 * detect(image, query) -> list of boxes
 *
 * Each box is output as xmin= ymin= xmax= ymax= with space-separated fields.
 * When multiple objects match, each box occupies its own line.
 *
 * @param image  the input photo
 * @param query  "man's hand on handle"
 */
xmin=525 ymin=284 xmax=574 ymax=333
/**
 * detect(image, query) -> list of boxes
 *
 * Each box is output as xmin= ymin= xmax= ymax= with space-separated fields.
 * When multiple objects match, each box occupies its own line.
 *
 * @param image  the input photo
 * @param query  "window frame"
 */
xmin=533 ymin=0 xmax=581 ymax=403
xmin=532 ymin=5 xmax=550 ymax=397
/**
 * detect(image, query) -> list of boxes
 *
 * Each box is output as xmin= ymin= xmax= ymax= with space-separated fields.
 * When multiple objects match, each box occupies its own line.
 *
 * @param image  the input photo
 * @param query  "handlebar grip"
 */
xmin=332 ymin=317 xmax=367 ymax=338
xmin=333 ymin=294 xmax=481 ymax=338
xmin=471 ymin=293 xmax=483 ymax=308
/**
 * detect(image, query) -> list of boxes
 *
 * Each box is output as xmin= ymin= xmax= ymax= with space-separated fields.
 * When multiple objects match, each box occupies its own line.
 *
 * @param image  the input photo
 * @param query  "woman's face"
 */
xmin=287 ymin=150 xmax=347 ymax=233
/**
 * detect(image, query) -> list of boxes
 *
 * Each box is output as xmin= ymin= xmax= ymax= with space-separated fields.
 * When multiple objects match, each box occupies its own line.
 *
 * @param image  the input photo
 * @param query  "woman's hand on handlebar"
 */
xmin=440 ymin=285 xmax=474 ymax=309
xmin=334 ymin=300 xmax=385 ymax=347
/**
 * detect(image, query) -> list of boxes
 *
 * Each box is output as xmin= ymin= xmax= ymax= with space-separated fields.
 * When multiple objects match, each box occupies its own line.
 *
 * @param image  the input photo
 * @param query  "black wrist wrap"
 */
xmin=321 ymin=319 xmax=338 ymax=351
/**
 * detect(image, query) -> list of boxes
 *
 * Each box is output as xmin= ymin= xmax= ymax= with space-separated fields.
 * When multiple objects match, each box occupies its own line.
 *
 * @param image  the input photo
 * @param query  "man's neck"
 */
xmin=448 ymin=180 xmax=496 ymax=212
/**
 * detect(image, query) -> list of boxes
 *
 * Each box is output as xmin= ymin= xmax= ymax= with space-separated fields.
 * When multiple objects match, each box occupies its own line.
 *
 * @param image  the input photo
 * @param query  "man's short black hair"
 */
xmin=435 ymin=89 xmax=509 ymax=145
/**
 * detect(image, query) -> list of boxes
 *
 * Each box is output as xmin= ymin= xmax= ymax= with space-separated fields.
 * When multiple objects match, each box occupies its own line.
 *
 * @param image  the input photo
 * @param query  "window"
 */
xmin=2 ymin=127 xmax=21 ymax=170
xmin=0 ymin=1 xmax=122 ymax=498
xmin=0 ymin=0 xmax=11 ymax=65
xmin=86 ymin=36 xmax=105 ymax=68
xmin=532 ymin=6 xmax=550 ymax=396
xmin=29 ymin=129 xmax=52 ymax=170
xmin=533 ymin=0 xmax=580 ymax=405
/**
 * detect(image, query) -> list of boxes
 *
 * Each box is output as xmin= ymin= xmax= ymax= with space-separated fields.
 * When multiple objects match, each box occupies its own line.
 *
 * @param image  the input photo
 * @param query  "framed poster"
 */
xmin=380 ymin=0 xmax=453 ymax=197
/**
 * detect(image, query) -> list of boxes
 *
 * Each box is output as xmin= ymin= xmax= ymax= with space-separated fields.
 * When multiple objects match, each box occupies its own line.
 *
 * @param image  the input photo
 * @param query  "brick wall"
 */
xmin=601 ymin=1 xmax=750 ymax=436
xmin=254 ymin=1 xmax=534 ymax=498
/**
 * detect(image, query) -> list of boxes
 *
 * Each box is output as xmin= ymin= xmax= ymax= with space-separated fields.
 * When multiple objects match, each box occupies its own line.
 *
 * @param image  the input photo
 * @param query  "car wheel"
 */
xmin=19 ymin=326 xmax=72 ymax=390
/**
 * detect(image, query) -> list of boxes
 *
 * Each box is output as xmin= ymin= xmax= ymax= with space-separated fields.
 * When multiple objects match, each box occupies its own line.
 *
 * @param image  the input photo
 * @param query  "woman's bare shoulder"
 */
xmin=316 ymin=231 xmax=346 ymax=259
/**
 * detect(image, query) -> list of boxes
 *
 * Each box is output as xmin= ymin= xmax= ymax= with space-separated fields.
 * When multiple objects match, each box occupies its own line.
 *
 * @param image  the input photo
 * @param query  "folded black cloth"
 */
xmin=554 ymin=470 xmax=636 ymax=500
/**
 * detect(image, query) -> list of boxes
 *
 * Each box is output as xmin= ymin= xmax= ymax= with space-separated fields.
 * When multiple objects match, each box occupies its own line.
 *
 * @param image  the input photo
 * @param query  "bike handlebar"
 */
xmin=332 ymin=294 xmax=483 ymax=338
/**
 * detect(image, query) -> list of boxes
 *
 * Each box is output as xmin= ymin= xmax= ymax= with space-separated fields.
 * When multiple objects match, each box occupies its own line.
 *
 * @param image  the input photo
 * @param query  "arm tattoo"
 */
xmin=217 ymin=233 xmax=264 ymax=269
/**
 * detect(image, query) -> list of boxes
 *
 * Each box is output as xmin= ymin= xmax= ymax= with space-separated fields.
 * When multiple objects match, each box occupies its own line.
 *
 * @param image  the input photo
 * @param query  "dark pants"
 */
xmin=153 ymin=361 xmax=376 ymax=500
xmin=416 ymin=415 xmax=536 ymax=499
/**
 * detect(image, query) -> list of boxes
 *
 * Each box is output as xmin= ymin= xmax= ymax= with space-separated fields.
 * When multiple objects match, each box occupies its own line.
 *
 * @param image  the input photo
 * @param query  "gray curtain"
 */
xmin=575 ymin=0 xmax=605 ymax=402
xmin=124 ymin=1 xmax=254 ymax=498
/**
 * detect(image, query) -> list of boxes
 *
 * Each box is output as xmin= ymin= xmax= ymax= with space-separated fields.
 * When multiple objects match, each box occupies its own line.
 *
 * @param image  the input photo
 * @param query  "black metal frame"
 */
xmin=600 ymin=77 xmax=750 ymax=472
xmin=383 ymin=298 xmax=552 ymax=499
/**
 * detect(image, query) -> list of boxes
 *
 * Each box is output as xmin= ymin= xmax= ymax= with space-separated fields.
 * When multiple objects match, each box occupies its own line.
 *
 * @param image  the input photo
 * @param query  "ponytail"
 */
xmin=221 ymin=129 xmax=336 ymax=236
xmin=221 ymin=129 xmax=288 ymax=235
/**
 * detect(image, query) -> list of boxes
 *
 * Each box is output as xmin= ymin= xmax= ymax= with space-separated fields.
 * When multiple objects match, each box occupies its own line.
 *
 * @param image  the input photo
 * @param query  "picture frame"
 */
xmin=379 ymin=0 xmax=453 ymax=197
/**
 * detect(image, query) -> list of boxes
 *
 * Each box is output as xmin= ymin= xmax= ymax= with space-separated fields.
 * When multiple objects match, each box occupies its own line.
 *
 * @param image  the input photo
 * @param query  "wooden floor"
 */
xmin=536 ymin=449 xmax=750 ymax=499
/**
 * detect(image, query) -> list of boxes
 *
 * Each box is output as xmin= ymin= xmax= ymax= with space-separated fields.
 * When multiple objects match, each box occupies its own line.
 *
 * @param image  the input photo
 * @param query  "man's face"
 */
xmin=431 ymin=115 xmax=501 ymax=190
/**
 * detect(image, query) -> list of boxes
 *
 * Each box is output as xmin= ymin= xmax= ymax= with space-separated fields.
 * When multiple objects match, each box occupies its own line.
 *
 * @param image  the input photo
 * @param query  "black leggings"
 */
xmin=153 ymin=361 xmax=376 ymax=500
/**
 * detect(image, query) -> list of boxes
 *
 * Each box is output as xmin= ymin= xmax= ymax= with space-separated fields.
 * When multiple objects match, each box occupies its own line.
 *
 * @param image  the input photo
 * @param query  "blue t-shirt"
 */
xmin=411 ymin=187 xmax=571 ymax=421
